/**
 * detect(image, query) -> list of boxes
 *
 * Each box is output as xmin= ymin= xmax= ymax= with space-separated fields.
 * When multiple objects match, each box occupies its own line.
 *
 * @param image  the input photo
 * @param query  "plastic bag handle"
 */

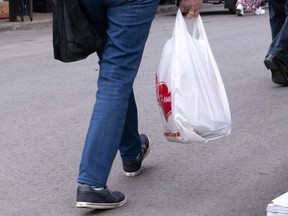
xmin=174 ymin=9 xmax=208 ymax=41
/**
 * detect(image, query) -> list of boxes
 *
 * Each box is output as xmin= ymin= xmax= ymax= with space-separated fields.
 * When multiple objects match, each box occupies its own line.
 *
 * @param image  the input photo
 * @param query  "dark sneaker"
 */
xmin=264 ymin=55 xmax=288 ymax=86
xmin=122 ymin=134 xmax=150 ymax=177
xmin=76 ymin=184 xmax=127 ymax=209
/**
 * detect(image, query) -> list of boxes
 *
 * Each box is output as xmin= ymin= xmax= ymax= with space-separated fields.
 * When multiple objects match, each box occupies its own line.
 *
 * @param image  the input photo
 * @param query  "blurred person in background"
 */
xmin=235 ymin=0 xmax=265 ymax=16
xmin=264 ymin=0 xmax=288 ymax=86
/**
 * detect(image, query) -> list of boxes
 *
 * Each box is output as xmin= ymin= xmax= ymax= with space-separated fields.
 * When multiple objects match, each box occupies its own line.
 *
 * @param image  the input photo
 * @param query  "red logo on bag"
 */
xmin=156 ymin=79 xmax=172 ymax=122
xmin=164 ymin=131 xmax=180 ymax=137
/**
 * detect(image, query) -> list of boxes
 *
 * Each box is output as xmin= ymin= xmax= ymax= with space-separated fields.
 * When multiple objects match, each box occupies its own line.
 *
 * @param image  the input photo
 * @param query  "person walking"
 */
xmin=75 ymin=0 xmax=203 ymax=210
xmin=235 ymin=0 xmax=265 ymax=16
xmin=264 ymin=0 xmax=288 ymax=85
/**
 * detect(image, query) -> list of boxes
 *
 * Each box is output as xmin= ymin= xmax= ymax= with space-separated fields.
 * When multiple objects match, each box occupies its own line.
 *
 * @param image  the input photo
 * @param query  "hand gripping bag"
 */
xmin=156 ymin=10 xmax=231 ymax=143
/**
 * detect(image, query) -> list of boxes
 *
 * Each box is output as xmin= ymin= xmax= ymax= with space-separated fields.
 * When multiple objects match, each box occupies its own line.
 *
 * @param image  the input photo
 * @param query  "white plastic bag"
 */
xmin=156 ymin=10 xmax=231 ymax=143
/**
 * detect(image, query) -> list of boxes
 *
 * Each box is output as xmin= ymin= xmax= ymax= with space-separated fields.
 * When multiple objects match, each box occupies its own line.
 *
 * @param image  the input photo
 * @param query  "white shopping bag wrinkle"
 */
xmin=156 ymin=10 xmax=231 ymax=144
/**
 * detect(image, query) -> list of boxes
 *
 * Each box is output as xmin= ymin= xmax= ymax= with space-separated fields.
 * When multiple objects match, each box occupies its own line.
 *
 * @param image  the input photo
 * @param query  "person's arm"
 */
xmin=177 ymin=0 xmax=203 ymax=19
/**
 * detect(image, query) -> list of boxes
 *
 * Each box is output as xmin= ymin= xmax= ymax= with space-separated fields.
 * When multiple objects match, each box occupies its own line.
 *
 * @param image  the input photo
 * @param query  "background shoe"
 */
xmin=255 ymin=7 xmax=265 ymax=15
xmin=264 ymin=55 xmax=288 ymax=86
xmin=122 ymin=134 xmax=150 ymax=177
xmin=76 ymin=184 xmax=127 ymax=209
xmin=236 ymin=4 xmax=244 ymax=16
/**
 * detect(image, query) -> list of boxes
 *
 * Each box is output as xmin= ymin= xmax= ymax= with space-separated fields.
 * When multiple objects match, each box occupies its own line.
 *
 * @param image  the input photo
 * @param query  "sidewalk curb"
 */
xmin=0 ymin=5 xmax=178 ymax=33
xmin=0 ymin=18 xmax=52 ymax=32
xmin=157 ymin=4 xmax=178 ymax=14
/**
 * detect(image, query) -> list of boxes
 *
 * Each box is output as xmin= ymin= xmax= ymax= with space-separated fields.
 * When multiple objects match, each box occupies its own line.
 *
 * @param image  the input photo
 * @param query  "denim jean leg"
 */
xmin=267 ymin=0 xmax=288 ymax=65
xmin=268 ymin=0 xmax=285 ymax=39
xmin=78 ymin=0 xmax=159 ymax=187
xmin=119 ymin=90 xmax=142 ymax=161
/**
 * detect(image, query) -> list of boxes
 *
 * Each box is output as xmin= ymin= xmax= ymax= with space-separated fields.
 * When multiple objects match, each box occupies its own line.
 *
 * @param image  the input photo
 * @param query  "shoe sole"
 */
xmin=264 ymin=58 xmax=288 ymax=86
xmin=123 ymin=136 xmax=151 ymax=177
xmin=76 ymin=198 xmax=127 ymax=209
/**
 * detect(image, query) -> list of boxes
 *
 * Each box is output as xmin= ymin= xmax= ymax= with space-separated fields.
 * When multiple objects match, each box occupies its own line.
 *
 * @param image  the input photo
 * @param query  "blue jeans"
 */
xmin=267 ymin=0 xmax=288 ymax=66
xmin=77 ymin=0 xmax=159 ymax=187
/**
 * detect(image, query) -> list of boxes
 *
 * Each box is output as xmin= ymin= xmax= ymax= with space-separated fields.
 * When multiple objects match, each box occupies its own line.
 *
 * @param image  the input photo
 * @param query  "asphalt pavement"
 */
xmin=1 ymin=3 xmax=288 ymax=216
